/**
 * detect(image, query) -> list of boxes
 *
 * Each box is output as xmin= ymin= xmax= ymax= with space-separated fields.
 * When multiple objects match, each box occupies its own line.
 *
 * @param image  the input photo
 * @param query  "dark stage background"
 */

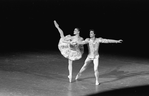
xmin=0 ymin=0 xmax=149 ymax=58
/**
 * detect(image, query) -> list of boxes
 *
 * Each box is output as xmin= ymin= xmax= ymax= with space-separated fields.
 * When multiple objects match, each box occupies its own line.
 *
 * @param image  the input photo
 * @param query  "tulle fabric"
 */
xmin=58 ymin=36 xmax=84 ymax=61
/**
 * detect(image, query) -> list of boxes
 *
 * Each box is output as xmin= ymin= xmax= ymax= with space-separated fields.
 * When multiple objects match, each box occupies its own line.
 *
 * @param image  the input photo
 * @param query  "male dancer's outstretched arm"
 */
xmin=78 ymin=38 xmax=89 ymax=45
xmin=99 ymin=38 xmax=123 ymax=43
xmin=54 ymin=20 xmax=64 ymax=38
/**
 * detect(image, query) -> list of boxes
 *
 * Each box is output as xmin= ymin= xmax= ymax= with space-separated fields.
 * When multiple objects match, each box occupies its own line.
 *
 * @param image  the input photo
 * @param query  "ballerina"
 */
xmin=54 ymin=20 xmax=84 ymax=82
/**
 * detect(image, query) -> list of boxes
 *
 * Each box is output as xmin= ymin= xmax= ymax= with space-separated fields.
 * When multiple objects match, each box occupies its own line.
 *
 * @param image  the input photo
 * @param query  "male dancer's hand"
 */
xmin=118 ymin=39 xmax=123 ymax=43
xmin=116 ymin=39 xmax=123 ymax=43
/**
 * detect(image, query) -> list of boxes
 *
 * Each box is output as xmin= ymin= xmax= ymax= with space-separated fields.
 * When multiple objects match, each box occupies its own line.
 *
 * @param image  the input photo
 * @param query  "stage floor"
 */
xmin=0 ymin=52 xmax=149 ymax=96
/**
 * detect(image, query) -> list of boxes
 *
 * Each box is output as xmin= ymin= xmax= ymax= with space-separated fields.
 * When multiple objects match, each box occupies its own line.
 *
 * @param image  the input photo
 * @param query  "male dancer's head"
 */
xmin=90 ymin=30 xmax=95 ymax=39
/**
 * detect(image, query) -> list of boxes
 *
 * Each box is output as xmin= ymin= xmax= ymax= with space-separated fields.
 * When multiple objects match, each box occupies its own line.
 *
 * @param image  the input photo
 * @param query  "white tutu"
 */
xmin=58 ymin=36 xmax=84 ymax=61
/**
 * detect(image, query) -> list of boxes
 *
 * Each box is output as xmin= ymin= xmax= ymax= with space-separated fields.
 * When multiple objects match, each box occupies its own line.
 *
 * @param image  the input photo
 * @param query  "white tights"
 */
xmin=76 ymin=55 xmax=99 ymax=85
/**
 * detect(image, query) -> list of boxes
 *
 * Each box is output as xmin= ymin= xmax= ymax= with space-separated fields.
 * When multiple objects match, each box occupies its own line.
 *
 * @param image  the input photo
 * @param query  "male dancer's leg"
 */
xmin=68 ymin=59 xmax=73 ymax=82
xmin=93 ymin=55 xmax=100 ymax=85
xmin=75 ymin=56 xmax=91 ymax=80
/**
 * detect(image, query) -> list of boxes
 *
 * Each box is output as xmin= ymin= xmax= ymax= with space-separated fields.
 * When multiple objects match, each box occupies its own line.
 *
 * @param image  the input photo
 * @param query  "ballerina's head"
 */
xmin=73 ymin=28 xmax=80 ymax=36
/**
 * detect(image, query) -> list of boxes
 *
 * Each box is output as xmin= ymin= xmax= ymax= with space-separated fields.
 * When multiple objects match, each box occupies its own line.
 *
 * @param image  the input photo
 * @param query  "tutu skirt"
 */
xmin=58 ymin=37 xmax=84 ymax=61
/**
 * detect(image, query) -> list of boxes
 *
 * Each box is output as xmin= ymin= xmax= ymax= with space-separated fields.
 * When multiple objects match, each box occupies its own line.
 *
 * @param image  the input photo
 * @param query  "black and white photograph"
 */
xmin=0 ymin=0 xmax=149 ymax=96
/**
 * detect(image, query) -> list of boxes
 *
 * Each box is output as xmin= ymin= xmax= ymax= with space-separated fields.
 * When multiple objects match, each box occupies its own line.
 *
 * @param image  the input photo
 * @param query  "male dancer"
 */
xmin=75 ymin=30 xmax=122 ymax=85
xmin=54 ymin=20 xmax=84 ymax=83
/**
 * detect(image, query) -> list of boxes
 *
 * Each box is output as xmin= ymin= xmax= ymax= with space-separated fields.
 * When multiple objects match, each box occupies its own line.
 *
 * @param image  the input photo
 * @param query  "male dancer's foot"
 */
xmin=95 ymin=81 xmax=100 ymax=85
xmin=75 ymin=73 xmax=81 ymax=80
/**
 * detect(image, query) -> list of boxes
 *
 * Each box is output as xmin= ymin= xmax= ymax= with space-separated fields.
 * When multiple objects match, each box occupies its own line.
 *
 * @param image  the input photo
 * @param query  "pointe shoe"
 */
xmin=68 ymin=75 xmax=72 ymax=83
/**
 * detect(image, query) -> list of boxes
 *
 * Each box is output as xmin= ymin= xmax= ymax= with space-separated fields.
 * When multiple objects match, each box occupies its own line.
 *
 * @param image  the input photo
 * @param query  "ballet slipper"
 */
xmin=95 ymin=81 xmax=100 ymax=85
xmin=75 ymin=73 xmax=81 ymax=80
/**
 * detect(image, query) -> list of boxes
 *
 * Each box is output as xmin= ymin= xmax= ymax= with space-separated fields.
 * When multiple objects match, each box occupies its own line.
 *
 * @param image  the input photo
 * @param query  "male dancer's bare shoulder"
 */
xmin=96 ymin=37 xmax=103 ymax=42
